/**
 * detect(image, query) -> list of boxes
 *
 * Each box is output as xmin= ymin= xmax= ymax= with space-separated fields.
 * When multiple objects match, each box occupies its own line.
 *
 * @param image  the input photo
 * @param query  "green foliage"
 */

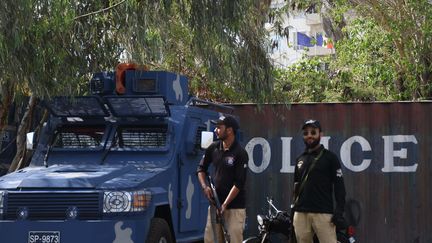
xmin=270 ymin=0 xmax=432 ymax=102
xmin=188 ymin=0 xmax=273 ymax=102
xmin=0 ymin=0 xmax=273 ymax=103
xmin=273 ymin=56 xmax=333 ymax=102
xmin=0 ymin=0 xmax=122 ymax=100
xmin=2 ymin=0 xmax=428 ymax=104
xmin=273 ymin=17 xmax=399 ymax=102
xmin=110 ymin=0 xmax=273 ymax=102
xmin=331 ymin=17 xmax=397 ymax=101
xmin=349 ymin=0 xmax=432 ymax=99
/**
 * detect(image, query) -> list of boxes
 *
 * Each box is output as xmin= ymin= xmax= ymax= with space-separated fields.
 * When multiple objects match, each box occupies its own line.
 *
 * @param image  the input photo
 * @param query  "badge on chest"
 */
xmin=225 ymin=156 xmax=235 ymax=166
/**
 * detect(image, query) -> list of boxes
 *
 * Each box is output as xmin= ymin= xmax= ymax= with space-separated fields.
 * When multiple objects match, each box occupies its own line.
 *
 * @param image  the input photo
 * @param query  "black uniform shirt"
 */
xmin=294 ymin=145 xmax=346 ymax=214
xmin=197 ymin=140 xmax=248 ymax=209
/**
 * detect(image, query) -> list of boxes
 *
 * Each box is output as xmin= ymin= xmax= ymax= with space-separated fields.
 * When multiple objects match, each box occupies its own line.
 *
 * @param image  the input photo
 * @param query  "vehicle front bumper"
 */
xmin=0 ymin=219 xmax=150 ymax=243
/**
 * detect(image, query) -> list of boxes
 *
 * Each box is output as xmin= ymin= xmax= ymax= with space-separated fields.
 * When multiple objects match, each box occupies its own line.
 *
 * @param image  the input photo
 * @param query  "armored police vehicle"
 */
xmin=0 ymin=65 xmax=224 ymax=243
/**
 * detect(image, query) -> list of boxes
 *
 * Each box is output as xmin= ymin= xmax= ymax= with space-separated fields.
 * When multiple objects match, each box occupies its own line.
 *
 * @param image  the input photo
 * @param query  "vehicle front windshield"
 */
xmin=52 ymin=125 xmax=105 ymax=149
xmin=112 ymin=125 xmax=168 ymax=150
xmin=44 ymin=124 xmax=170 ymax=166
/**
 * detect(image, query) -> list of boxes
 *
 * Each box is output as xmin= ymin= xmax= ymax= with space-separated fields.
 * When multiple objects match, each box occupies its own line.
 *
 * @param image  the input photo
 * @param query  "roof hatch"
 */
xmin=104 ymin=96 xmax=169 ymax=117
xmin=45 ymin=96 xmax=109 ymax=118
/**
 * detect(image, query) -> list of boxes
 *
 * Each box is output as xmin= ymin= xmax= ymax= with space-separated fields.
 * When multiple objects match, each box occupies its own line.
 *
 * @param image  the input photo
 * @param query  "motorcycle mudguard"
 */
xmin=243 ymin=236 xmax=259 ymax=243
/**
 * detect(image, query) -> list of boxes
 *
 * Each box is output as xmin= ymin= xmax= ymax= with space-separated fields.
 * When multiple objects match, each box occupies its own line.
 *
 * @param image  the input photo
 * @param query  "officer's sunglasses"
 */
xmin=303 ymin=130 xmax=318 ymax=136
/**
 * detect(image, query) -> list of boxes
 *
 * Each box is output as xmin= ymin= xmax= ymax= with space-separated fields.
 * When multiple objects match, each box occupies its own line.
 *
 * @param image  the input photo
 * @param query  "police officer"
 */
xmin=197 ymin=115 xmax=248 ymax=243
xmin=292 ymin=119 xmax=346 ymax=243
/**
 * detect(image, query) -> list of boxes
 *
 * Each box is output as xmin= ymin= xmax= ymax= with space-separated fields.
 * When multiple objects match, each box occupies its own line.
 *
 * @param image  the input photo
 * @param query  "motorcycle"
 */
xmin=243 ymin=197 xmax=291 ymax=243
xmin=243 ymin=197 xmax=356 ymax=243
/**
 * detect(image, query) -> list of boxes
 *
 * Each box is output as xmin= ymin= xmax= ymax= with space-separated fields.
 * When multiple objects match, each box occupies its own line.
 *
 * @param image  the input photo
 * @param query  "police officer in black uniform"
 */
xmin=197 ymin=115 xmax=248 ymax=243
xmin=292 ymin=119 xmax=346 ymax=243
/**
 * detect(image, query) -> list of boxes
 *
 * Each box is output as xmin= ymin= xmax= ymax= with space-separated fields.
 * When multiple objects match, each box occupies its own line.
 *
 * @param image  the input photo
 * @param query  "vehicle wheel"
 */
xmin=145 ymin=218 xmax=174 ymax=243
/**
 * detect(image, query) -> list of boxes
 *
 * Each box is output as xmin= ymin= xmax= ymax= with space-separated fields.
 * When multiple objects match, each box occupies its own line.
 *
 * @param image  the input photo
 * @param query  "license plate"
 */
xmin=28 ymin=231 xmax=60 ymax=243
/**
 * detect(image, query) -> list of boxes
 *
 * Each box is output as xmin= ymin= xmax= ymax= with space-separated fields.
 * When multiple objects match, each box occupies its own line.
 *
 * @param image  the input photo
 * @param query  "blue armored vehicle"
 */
xmin=0 ymin=66 xmax=225 ymax=243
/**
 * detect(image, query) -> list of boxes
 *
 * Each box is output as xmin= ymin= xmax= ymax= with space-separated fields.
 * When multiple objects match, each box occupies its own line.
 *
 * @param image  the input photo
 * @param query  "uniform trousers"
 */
xmin=204 ymin=206 xmax=246 ymax=243
xmin=293 ymin=211 xmax=336 ymax=243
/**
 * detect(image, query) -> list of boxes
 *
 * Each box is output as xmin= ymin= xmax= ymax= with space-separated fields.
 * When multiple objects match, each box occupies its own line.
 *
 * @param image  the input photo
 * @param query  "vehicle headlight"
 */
xmin=257 ymin=214 xmax=264 ymax=226
xmin=103 ymin=190 xmax=151 ymax=213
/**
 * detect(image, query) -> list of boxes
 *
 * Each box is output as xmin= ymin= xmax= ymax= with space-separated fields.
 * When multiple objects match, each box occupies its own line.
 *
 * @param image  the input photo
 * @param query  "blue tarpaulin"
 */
xmin=297 ymin=32 xmax=323 ymax=47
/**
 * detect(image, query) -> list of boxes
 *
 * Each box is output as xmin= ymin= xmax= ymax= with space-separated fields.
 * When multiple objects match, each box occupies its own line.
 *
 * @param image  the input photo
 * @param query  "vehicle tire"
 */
xmin=145 ymin=218 xmax=174 ymax=243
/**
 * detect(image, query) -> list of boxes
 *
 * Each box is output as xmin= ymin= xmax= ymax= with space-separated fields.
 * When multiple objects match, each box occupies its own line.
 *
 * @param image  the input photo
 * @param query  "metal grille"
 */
xmin=52 ymin=126 xmax=105 ymax=149
xmin=53 ymin=133 xmax=102 ymax=148
xmin=5 ymin=192 xmax=101 ymax=220
xmin=113 ymin=127 xmax=167 ymax=148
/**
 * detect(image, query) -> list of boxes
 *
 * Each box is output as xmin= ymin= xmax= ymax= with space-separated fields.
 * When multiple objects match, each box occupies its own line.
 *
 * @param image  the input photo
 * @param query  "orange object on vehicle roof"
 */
xmin=115 ymin=63 xmax=150 ymax=94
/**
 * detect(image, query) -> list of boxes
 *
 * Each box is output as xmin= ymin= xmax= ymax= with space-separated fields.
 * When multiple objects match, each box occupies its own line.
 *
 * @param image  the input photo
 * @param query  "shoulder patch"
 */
xmin=297 ymin=160 xmax=304 ymax=169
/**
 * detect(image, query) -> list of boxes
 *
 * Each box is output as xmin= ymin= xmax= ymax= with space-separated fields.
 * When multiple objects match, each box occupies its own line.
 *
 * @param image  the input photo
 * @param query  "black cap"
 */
xmin=301 ymin=119 xmax=321 ymax=131
xmin=212 ymin=115 xmax=239 ymax=131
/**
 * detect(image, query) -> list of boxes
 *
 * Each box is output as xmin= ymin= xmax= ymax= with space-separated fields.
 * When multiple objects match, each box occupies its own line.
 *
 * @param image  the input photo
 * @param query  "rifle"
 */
xmin=207 ymin=175 xmax=230 ymax=243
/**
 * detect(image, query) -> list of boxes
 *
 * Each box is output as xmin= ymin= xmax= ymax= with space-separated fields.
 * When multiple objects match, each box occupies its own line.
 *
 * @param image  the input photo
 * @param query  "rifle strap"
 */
xmin=294 ymin=149 xmax=324 ymax=205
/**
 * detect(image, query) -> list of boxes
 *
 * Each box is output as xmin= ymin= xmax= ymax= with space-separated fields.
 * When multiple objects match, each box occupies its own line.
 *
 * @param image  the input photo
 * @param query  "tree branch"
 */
xmin=74 ymin=0 xmax=127 ymax=20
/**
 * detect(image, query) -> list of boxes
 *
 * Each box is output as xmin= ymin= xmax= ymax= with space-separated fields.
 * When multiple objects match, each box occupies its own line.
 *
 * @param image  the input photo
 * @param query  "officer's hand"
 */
xmin=220 ymin=203 xmax=227 ymax=214
xmin=203 ymin=186 xmax=214 ymax=203
xmin=331 ymin=211 xmax=347 ymax=230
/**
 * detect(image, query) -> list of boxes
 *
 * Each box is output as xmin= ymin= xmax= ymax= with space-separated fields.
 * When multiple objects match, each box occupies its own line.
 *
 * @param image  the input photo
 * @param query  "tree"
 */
xmin=331 ymin=17 xmax=398 ymax=101
xmin=348 ymin=0 xmax=432 ymax=99
xmin=114 ymin=0 xmax=273 ymax=102
xmin=0 ymin=0 xmax=124 ymax=172
xmin=273 ymin=56 xmax=333 ymax=102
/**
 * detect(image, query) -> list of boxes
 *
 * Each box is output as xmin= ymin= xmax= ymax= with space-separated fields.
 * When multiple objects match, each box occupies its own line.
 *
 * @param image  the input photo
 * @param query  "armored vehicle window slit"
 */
xmin=113 ymin=126 xmax=167 ymax=149
xmin=52 ymin=126 xmax=105 ymax=148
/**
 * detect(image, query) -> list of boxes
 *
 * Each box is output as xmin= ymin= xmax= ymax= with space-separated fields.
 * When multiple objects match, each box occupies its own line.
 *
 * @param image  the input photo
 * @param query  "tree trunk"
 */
xmin=0 ymin=82 xmax=15 ymax=132
xmin=322 ymin=16 xmax=346 ymax=42
xmin=8 ymin=96 xmax=37 ymax=173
